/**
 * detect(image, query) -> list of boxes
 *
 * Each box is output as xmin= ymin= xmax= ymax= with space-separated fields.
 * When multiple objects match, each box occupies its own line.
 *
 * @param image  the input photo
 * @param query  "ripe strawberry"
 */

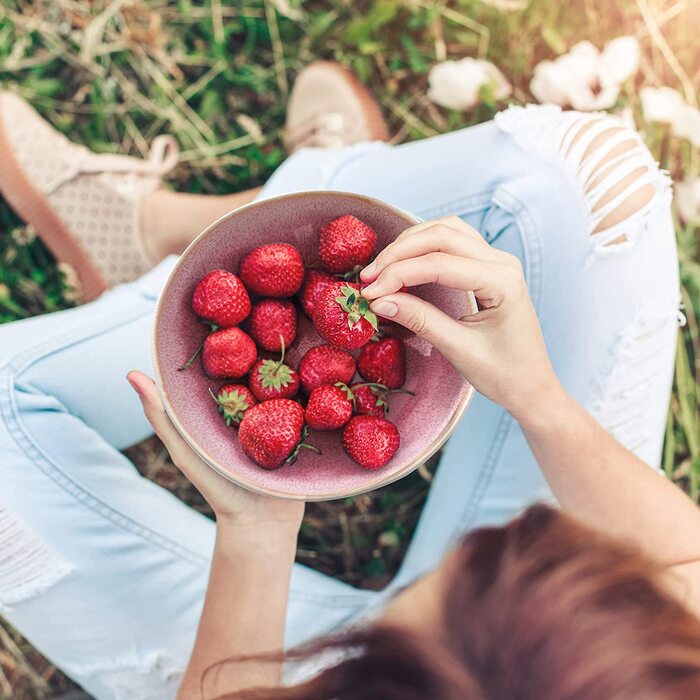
xmin=357 ymin=336 xmax=406 ymax=389
xmin=239 ymin=399 xmax=317 ymax=469
xmin=298 ymin=344 xmax=357 ymax=394
xmin=351 ymin=383 xmax=389 ymax=417
xmin=248 ymin=343 xmax=300 ymax=401
xmin=351 ymin=382 xmax=415 ymax=417
xmin=209 ymin=384 xmax=257 ymax=426
xmin=342 ymin=415 xmax=400 ymax=470
xmin=239 ymin=243 xmax=304 ymax=297
xmin=305 ymin=385 xmax=353 ymax=430
xmin=313 ymin=282 xmax=378 ymax=350
xmin=192 ymin=269 xmax=251 ymax=328
xmin=202 ymin=327 xmax=257 ymax=379
xmin=246 ymin=298 xmax=297 ymax=352
xmin=319 ymin=215 xmax=377 ymax=274
xmin=298 ymin=269 xmax=338 ymax=319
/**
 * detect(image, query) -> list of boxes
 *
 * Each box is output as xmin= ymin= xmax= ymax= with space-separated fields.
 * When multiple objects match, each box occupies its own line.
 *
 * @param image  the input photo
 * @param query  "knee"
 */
xmin=563 ymin=113 xmax=669 ymax=247
xmin=496 ymin=107 xmax=672 ymax=252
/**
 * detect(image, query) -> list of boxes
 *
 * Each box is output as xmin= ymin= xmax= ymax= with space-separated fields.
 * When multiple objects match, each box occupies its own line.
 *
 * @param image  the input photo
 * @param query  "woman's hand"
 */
xmin=126 ymin=371 xmax=304 ymax=537
xmin=360 ymin=216 xmax=562 ymax=420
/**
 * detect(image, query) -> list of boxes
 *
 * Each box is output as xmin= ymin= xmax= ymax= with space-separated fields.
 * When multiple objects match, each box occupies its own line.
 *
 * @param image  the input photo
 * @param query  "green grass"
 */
xmin=0 ymin=1 xmax=699 ymax=697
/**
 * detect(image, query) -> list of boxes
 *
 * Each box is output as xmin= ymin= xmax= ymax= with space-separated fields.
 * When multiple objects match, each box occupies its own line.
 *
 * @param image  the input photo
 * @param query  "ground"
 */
xmin=0 ymin=1 xmax=698 ymax=697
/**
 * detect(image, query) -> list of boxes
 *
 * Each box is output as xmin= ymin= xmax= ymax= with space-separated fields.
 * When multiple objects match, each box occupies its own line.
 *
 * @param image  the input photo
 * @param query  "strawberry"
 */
xmin=313 ymin=282 xmax=378 ymax=350
xmin=298 ymin=269 xmax=338 ymax=319
xmin=319 ymin=215 xmax=377 ymax=274
xmin=209 ymin=384 xmax=257 ymax=426
xmin=238 ymin=399 xmax=317 ymax=469
xmin=239 ymin=243 xmax=304 ymax=297
xmin=342 ymin=415 xmax=400 ymax=470
xmin=298 ymin=344 xmax=357 ymax=394
xmin=248 ymin=341 xmax=300 ymax=401
xmin=305 ymin=385 xmax=353 ymax=430
xmin=201 ymin=327 xmax=257 ymax=379
xmin=192 ymin=269 xmax=251 ymax=328
xmin=351 ymin=382 xmax=415 ymax=417
xmin=351 ymin=383 xmax=389 ymax=417
xmin=357 ymin=336 xmax=406 ymax=389
xmin=246 ymin=298 xmax=297 ymax=352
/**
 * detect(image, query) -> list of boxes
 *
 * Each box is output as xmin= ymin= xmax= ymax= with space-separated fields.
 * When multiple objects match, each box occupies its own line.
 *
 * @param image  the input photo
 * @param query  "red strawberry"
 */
xmin=357 ymin=336 xmax=406 ymax=389
xmin=192 ymin=269 xmax=251 ymax=328
xmin=351 ymin=382 xmax=414 ymax=417
xmin=351 ymin=383 xmax=389 ymax=417
xmin=247 ymin=298 xmax=297 ymax=352
xmin=202 ymin=327 xmax=257 ymax=379
xmin=248 ymin=343 xmax=300 ymax=401
xmin=305 ymin=385 xmax=353 ymax=430
xmin=239 ymin=399 xmax=317 ymax=469
xmin=239 ymin=243 xmax=304 ymax=297
xmin=298 ymin=269 xmax=338 ymax=319
xmin=342 ymin=415 xmax=400 ymax=469
xmin=298 ymin=344 xmax=357 ymax=394
xmin=313 ymin=282 xmax=378 ymax=350
xmin=209 ymin=384 xmax=257 ymax=426
xmin=319 ymin=215 xmax=377 ymax=274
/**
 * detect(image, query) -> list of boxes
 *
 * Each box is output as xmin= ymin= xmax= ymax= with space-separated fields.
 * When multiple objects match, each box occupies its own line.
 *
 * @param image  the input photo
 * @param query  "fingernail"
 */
xmin=361 ymin=261 xmax=377 ymax=279
xmin=362 ymin=282 xmax=378 ymax=298
xmin=371 ymin=300 xmax=398 ymax=318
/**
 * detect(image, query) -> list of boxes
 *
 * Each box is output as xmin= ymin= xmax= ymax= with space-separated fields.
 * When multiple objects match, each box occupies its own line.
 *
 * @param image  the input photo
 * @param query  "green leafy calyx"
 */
xmin=335 ymin=285 xmax=379 ymax=333
xmin=209 ymin=387 xmax=251 ymax=426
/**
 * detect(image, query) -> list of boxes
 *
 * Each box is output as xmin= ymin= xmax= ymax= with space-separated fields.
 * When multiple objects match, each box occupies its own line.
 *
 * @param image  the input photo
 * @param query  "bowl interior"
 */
xmin=153 ymin=191 xmax=474 ymax=500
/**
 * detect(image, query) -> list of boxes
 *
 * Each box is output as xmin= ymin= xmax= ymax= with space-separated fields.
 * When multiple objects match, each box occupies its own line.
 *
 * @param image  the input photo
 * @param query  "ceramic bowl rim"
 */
xmin=152 ymin=190 xmax=476 ymax=501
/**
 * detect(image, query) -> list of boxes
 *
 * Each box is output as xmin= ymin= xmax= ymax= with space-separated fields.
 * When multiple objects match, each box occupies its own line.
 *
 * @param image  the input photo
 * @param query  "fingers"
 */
xmin=369 ymin=292 xmax=465 ymax=363
xmin=361 ymin=217 xmax=495 ymax=283
xmin=362 ymin=252 xmax=509 ymax=304
xmin=126 ymin=371 xmax=200 ymax=472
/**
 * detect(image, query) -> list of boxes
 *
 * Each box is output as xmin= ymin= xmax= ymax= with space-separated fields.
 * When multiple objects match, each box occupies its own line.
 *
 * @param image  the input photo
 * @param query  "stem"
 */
xmin=178 ymin=338 xmax=206 ymax=371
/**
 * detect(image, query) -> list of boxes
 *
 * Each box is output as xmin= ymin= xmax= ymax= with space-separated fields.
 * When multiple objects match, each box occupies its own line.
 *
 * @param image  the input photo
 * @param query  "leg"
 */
xmin=0 ymin=262 xmax=374 ymax=700
xmin=261 ymin=106 xmax=678 ymax=586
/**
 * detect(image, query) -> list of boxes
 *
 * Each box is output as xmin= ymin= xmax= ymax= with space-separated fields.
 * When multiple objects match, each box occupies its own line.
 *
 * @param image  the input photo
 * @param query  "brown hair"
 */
xmin=225 ymin=505 xmax=700 ymax=699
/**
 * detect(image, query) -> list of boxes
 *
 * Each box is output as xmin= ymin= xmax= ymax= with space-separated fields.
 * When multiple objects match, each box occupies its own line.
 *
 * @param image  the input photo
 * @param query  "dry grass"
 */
xmin=0 ymin=0 xmax=698 ymax=697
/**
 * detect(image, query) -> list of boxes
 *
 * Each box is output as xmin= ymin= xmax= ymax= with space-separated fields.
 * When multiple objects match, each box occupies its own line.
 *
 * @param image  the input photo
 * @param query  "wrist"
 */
xmin=215 ymin=517 xmax=300 ymax=554
xmin=508 ymin=374 xmax=569 ymax=431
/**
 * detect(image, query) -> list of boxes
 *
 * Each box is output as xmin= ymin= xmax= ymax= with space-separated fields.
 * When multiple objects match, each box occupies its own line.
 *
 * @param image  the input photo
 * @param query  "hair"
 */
xmin=220 ymin=505 xmax=700 ymax=700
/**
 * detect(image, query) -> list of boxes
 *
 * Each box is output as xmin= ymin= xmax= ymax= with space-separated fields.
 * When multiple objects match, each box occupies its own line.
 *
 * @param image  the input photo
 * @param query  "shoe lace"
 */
xmin=285 ymin=113 xmax=347 ymax=152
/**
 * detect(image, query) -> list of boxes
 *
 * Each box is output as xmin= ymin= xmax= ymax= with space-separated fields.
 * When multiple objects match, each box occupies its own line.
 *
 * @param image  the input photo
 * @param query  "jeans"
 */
xmin=0 ymin=106 xmax=680 ymax=699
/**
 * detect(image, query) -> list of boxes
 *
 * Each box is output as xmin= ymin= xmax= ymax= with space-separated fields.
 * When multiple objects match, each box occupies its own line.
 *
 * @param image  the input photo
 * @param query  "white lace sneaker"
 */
xmin=0 ymin=91 xmax=179 ymax=300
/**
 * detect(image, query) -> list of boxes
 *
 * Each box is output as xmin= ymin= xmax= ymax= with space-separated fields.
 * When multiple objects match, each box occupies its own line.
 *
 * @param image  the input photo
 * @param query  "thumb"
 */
xmin=126 ymin=370 xmax=200 ymax=471
xmin=369 ymin=292 xmax=464 ymax=360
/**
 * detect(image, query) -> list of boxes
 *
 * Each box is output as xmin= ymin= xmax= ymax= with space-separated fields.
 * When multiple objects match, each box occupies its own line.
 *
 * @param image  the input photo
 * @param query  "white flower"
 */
xmin=599 ymin=36 xmax=641 ymax=87
xmin=427 ymin=58 xmax=511 ymax=111
xmin=675 ymin=179 xmax=700 ymax=223
xmin=640 ymin=87 xmax=686 ymax=124
xmin=640 ymin=86 xmax=700 ymax=147
xmin=530 ymin=36 xmax=640 ymax=111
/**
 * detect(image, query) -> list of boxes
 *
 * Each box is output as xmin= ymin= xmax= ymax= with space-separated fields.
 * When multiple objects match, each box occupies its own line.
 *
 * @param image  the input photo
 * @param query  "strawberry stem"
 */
xmin=178 ymin=338 xmax=206 ymax=371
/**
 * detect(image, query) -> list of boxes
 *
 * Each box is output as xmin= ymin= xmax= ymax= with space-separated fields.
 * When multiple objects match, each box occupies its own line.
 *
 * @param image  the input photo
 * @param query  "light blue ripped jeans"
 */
xmin=0 ymin=106 xmax=680 ymax=699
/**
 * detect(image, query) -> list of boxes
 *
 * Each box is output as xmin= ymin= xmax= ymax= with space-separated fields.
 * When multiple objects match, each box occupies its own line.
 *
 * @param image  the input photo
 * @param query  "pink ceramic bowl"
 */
xmin=152 ymin=191 xmax=476 ymax=501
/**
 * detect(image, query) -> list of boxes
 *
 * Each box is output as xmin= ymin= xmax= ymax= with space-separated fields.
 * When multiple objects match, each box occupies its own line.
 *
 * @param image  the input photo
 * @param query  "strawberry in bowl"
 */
xmin=153 ymin=191 xmax=476 ymax=500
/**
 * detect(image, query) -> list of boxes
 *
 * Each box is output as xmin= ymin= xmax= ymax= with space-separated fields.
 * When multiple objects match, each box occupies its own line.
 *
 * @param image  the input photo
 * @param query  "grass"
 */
xmin=0 ymin=0 xmax=698 ymax=697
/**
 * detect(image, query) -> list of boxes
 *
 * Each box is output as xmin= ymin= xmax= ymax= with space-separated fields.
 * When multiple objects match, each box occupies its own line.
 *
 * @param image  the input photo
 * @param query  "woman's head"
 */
xmin=231 ymin=505 xmax=700 ymax=699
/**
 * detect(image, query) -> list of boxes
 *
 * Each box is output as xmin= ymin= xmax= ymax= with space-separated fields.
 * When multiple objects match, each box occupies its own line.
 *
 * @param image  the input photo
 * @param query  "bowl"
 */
xmin=152 ymin=191 xmax=476 ymax=501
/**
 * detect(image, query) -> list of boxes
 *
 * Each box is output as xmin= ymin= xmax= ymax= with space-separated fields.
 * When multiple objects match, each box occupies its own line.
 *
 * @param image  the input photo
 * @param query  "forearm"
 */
xmin=515 ymin=384 xmax=700 ymax=566
xmin=178 ymin=523 xmax=297 ymax=699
